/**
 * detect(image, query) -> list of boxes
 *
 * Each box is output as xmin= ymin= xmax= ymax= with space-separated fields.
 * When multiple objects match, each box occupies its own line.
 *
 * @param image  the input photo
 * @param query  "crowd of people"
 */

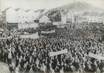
xmin=0 ymin=34 xmax=104 ymax=73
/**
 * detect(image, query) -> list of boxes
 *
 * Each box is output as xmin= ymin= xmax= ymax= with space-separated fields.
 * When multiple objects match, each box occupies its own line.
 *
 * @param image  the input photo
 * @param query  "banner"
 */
xmin=18 ymin=23 xmax=38 ymax=29
xmin=0 ymin=36 xmax=12 ymax=40
xmin=19 ymin=32 xmax=39 ymax=39
xmin=41 ymin=30 xmax=55 ymax=34
xmin=49 ymin=49 xmax=68 ymax=57
xmin=88 ymin=53 xmax=104 ymax=60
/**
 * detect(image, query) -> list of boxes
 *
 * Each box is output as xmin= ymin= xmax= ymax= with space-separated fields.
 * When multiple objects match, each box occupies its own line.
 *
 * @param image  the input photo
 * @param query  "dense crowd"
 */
xmin=0 ymin=36 xmax=104 ymax=73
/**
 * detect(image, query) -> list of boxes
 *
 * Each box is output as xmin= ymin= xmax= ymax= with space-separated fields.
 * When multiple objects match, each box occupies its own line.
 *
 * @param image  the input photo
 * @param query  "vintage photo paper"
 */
xmin=0 ymin=0 xmax=104 ymax=73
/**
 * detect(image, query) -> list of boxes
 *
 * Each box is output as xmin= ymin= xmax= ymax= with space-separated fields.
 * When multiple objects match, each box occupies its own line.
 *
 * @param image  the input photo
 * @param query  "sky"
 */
xmin=0 ymin=0 xmax=104 ymax=11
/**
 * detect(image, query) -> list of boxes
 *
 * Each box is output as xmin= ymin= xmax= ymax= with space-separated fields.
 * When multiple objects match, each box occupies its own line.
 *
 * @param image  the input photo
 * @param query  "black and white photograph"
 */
xmin=0 ymin=0 xmax=104 ymax=73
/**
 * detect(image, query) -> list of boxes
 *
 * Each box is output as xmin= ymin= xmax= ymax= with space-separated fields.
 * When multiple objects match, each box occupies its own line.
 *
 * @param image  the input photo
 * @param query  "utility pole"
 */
xmin=1 ymin=7 xmax=11 ymax=31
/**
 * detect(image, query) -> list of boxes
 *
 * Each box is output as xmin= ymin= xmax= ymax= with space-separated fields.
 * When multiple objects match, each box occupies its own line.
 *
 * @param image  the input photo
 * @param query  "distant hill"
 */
xmin=56 ymin=2 xmax=91 ymax=12
xmin=46 ymin=1 xmax=104 ymax=17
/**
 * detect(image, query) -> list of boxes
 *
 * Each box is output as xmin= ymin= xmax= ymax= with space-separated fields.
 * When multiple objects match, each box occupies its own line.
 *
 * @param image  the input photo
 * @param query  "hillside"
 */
xmin=46 ymin=1 xmax=104 ymax=17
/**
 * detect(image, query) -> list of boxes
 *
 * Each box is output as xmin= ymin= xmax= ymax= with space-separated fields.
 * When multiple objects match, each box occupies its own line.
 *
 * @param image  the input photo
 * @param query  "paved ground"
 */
xmin=0 ymin=62 xmax=10 ymax=73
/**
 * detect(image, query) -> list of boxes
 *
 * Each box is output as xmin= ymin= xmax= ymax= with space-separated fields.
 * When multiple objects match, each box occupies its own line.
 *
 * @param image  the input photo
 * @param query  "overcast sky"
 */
xmin=0 ymin=0 xmax=104 ymax=11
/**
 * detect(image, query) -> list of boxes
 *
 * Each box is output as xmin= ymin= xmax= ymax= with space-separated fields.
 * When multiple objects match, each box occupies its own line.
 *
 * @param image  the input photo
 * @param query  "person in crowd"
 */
xmin=0 ymin=33 xmax=104 ymax=73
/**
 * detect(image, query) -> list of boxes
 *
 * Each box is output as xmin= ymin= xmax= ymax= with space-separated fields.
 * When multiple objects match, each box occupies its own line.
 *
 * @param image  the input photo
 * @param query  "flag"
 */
xmin=49 ymin=49 xmax=68 ymax=57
